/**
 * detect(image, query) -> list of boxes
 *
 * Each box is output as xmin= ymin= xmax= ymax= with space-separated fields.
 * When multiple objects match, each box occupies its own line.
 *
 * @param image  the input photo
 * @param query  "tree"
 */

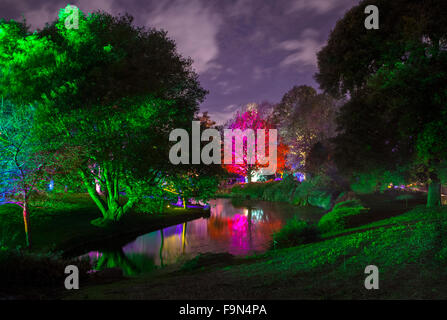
xmin=0 ymin=102 xmax=49 ymax=247
xmin=167 ymin=111 xmax=225 ymax=208
xmin=316 ymin=0 xmax=447 ymax=206
xmin=223 ymin=104 xmax=288 ymax=182
xmin=0 ymin=7 xmax=207 ymax=223
xmin=270 ymin=85 xmax=338 ymax=174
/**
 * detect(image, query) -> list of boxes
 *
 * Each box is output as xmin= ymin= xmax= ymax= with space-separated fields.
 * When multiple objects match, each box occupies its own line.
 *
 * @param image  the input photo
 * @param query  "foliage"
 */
xmin=0 ymin=101 xmax=55 ymax=247
xmin=223 ymin=104 xmax=288 ymax=182
xmin=350 ymin=170 xmax=407 ymax=194
xmin=230 ymin=181 xmax=277 ymax=200
xmin=317 ymin=0 xmax=447 ymax=206
xmin=316 ymin=0 xmax=447 ymax=98
xmin=291 ymin=175 xmax=332 ymax=207
xmin=318 ymin=200 xmax=369 ymax=234
xmin=270 ymin=85 xmax=339 ymax=172
xmin=263 ymin=179 xmax=297 ymax=203
xmin=229 ymin=175 xmax=334 ymax=209
xmin=0 ymin=8 xmax=207 ymax=222
xmin=272 ymin=217 xmax=320 ymax=249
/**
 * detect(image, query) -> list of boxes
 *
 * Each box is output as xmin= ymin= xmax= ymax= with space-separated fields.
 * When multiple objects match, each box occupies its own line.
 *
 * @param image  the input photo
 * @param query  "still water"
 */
xmin=81 ymin=198 xmax=324 ymax=275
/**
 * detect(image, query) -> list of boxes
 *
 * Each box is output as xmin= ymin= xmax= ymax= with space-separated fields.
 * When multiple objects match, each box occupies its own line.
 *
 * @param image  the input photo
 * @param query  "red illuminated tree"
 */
xmin=223 ymin=104 xmax=288 ymax=182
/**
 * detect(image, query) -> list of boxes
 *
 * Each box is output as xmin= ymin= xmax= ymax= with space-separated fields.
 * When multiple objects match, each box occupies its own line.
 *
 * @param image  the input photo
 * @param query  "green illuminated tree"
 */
xmin=0 ymin=101 xmax=50 ymax=247
xmin=0 ymin=8 xmax=207 ymax=223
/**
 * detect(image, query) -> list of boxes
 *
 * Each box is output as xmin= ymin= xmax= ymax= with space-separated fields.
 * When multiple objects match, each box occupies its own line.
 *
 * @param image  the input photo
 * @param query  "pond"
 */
xmin=80 ymin=198 xmax=325 ymax=275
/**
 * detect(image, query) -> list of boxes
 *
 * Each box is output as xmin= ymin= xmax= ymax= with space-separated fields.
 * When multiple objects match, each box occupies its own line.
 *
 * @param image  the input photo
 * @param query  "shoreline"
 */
xmin=60 ymin=208 xmax=211 ymax=258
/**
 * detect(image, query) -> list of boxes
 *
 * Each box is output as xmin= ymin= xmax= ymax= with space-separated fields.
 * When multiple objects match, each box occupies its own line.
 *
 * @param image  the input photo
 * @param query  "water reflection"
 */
xmin=82 ymin=198 xmax=323 ymax=275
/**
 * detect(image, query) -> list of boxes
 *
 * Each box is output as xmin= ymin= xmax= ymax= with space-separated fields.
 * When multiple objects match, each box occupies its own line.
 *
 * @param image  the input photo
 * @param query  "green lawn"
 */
xmin=66 ymin=198 xmax=447 ymax=300
xmin=0 ymin=193 xmax=209 ymax=255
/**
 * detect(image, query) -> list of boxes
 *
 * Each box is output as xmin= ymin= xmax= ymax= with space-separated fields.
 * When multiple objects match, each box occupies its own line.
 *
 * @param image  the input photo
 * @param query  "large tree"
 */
xmin=316 ymin=0 xmax=447 ymax=206
xmin=0 ymin=7 xmax=207 ymax=222
xmin=270 ymin=85 xmax=338 ymax=174
xmin=223 ymin=104 xmax=288 ymax=182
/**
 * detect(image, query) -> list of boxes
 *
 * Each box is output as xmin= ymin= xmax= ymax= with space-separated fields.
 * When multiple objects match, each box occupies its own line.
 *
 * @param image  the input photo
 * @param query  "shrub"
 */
xmin=272 ymin=217 xmax=320 ymax=249
xmin=318 ymin=200 xmax=369 ymax=234
xmin=263 ymin=180 xmax=296 ymax=202
xmin=231 ymin=181 xmax=278 ymax=200
xmin=308 ymin=190 xmax=332 ymax=210
xmin=291 ymin=175 xmax=332 ymax=207
xmin=350 ymin=170 xmax=406 ymax=194
xmin=136 ymin=197 xmax=165 ymax=214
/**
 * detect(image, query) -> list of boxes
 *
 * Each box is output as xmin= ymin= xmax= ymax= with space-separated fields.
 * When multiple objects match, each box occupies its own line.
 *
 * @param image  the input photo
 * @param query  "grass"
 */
xmin=65 ymin=192 xmax=447 ymax=300
xmin=272 ymin=218 xmax=320 ymax=249
xmin=0 ymin=193 xmax=210 ymax=255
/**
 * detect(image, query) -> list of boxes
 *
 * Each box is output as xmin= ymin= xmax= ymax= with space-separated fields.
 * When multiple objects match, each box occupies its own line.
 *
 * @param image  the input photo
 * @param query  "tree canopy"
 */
xmin=0 ymin=7 xmax=208 ymax=221
xmin=316 ymin=0 xmax=447 ymax=206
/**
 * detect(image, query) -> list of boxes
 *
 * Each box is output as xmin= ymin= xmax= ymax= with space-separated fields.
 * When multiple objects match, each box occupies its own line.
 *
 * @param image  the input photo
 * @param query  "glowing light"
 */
xmin=294 ymin=172 xmax=305 ymax=182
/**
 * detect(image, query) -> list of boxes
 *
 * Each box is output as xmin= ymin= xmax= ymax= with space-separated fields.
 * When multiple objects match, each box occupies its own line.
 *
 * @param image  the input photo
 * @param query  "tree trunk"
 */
xmin=247 ymin=171 xmax=252 ymax=183
xmin=22 ymin=201 xmax=31 ymax=248
xmin=79 ymin=168 xmax=135 ymax=224
xmin=427 ymin=174 xmax=441 ymax=208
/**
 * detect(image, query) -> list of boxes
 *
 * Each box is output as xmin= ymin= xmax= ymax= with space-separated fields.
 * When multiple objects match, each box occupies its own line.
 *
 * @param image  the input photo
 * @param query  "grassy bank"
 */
xmin=65 ymin=193 xmax=447 ymax=300
xmin=227 ymin=178 xmax=336 ymax=210
xmin=0 ymin=193 xmax=210 ymax=256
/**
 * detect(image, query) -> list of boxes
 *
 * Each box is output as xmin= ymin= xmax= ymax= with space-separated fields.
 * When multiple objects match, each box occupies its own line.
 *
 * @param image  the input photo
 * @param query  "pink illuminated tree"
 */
xmin=222 ymin=104 xmax=288 ymax=182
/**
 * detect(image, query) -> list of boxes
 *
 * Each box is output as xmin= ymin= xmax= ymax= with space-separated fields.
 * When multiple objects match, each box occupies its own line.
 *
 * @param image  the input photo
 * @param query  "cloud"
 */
xmin=252 ymin=66 xmax=272 ymax=81
xmin=23 ymin=6 xmax=57 ymax=30
xmin=277 ymin=28 xmax=324 ymax=67
xmin=207 ymin=110 xmax=237 ymax=126
xmin=21 ymin=0 xmax=116 ymax=30
xmin=288 ymin=0 xmax=351 ymax=15
xmin=226 ymin=0 xmax=254 ymax=17
xmin=147 ymin=0 xmax=223 ymax=74
xmin=18 ymin=0 xmax=223 ymax=74
xmin=224 ymin=104 xmax=238 ymax=111
xmin=217 ymin=81 xmax=241 ymax=95
xmin=204 ymin=104 xmax=241 ymax=125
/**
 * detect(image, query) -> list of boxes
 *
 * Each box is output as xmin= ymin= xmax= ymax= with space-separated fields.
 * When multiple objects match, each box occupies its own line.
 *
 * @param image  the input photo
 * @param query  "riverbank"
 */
xmin=65 ymin=193 xmax=447 ymax=300
xmin=225 ymin=179 xmax=337 ymax=210
xmin=0 ymin=193 xmax=210 ymax=256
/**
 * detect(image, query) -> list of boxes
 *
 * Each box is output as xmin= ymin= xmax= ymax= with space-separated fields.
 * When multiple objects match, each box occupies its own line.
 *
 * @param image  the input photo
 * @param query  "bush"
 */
xmin=229 ymin=175 xmax=334 ymax=209
xmin=318 ymin=200 xmax=369 ymax=234
xmin=231 ymin=181 xmax=279 ymax=200
xmin=308 ymin=190 xmax=332 ymax=210
xmin=272 ymin=218 xmax=320 ymax=249
xmin=263 ymin=179 xmax=297 ymax=202
xmin=136 ymin=197 xmax=165 ymax=214
xmin=291 ymin=175 xmax=332 ymax=207
xmin=350 ymin=170 xmax=406 ymax=194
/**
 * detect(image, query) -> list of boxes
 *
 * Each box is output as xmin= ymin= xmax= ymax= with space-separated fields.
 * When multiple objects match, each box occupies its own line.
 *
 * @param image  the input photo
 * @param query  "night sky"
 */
xmin=1 ymin=0 xmax=359 ymax=124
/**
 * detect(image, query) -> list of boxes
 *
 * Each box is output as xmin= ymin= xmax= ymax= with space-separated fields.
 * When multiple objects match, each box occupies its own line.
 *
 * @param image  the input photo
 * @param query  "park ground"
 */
xmin=63 ymin=192 xmax=447 ymax=300
xmin=1 ymin=191 xmax=447 ymax=299
xmin=0 ymin=193 xmax=209 ymax=256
